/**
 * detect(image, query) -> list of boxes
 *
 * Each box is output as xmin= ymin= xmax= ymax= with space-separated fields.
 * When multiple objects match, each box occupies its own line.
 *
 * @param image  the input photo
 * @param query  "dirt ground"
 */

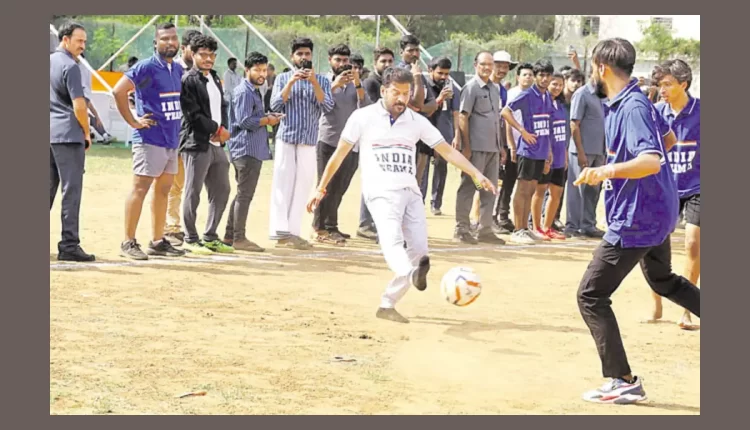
xmin=50 ymin=146 xmax=700 ymax=415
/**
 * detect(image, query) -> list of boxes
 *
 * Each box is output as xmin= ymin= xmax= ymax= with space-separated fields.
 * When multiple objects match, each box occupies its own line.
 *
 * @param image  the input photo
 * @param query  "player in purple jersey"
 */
xmin=531 ymin=72 xmax=567 ymax=240
xmin=113 ymin=23 xmax=186 ymax=260
xmin=648 ymin=59 xmax=701 ymax=330
xmin=573 ymin=38 xmax=700 ymax=405
xmin=501 ymin=59 xmax=555 ymax=245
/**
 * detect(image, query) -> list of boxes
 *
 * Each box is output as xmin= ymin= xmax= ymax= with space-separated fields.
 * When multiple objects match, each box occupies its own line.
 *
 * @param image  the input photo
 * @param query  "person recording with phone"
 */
xmin=424 ymin=56 xmax=461 ymax=216
xmin=312 ymin=44 xmax=371 ymax=246
xmin=269 ymin=37 xmax=334 ymax=250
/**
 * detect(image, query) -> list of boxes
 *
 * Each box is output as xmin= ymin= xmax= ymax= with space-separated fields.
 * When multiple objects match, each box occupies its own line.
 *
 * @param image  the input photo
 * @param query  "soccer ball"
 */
xmin=440 ymin=267 xmax=482 ymax=307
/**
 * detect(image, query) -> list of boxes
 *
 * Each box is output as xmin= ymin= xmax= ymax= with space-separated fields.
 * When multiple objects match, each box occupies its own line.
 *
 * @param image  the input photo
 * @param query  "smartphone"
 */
xmin=568 ymin=45 xmax=576 ymax=55
xmin=300 ymin=59 xmax=313 ymax=71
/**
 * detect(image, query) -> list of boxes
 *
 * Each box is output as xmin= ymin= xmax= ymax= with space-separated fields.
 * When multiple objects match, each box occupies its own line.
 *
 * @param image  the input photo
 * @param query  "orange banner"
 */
xmin=91 ymin=71 xmax=124 ymax=92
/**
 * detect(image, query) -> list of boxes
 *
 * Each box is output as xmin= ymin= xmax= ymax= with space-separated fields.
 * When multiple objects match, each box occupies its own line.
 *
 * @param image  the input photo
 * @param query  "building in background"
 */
xmin=554 ymin=15 xmax=700 ymax=96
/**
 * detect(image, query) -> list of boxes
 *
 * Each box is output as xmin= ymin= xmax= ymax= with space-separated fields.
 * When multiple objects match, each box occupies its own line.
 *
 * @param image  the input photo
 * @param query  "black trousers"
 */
xmin=313 ymin=143 xmax=358 ymax=232
xmin=577 ymin=236 xmax=701 ymax=378
xmin=224 ymin=156 xmax=263 ymax=241
xmin=495 ymin=148 xmax=518 ymax=224
xmin=50 ymin=143 xmax=86 ymax=253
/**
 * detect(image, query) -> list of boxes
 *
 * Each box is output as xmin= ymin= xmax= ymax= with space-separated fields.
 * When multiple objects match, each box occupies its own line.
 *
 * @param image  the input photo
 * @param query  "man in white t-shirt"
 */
xmin=307 ymin=67 xmax=496 ymax=323
xmin=179 ymin=34 xmax=235 ymax=255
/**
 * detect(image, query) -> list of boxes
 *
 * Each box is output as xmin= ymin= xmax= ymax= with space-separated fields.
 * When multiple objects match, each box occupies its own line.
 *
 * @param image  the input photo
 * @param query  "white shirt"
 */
xmin=223 ymin=69 xmax=243 ymax=102
xmin=507 ymin=85 xmax=528 ymax=144
xmin=341 ymin=101 xmax=445 ymax=198
xmin=205 ymin=73 xmax=223 ymax=146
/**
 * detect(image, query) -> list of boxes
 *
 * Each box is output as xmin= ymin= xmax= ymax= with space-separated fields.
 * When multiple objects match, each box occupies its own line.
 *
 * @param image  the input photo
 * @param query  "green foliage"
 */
xmin=84 ymin=27 xmax=128 ymax=68
xmin=637 ymin=21 xmax=700 ymax=63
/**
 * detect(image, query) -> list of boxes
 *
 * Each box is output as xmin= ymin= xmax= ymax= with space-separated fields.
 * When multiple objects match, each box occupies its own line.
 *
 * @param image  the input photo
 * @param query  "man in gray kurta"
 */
xmin=455 ymin=51 xmax=506 ymax=245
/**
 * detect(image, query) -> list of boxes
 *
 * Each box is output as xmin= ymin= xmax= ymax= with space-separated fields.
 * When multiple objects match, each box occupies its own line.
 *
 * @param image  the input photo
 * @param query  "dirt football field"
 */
xmin=50 ymin=145 xmax=700 ymax=415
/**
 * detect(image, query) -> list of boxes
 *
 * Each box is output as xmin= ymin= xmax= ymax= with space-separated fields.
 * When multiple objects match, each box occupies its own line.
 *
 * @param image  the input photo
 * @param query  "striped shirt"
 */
xmin=270 ymin=70 xmax=334 ymax=145
xmin=227 ymin=80 xmax=271 ymax=162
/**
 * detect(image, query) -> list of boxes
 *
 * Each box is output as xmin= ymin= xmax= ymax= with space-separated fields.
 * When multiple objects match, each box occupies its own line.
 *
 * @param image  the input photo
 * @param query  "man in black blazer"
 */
xmin=179 ymin=34 xmax=234 ymax=254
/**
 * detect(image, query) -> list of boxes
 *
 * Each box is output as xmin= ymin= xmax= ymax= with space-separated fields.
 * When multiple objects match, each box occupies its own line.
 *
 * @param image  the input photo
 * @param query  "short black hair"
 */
xmin=328 ymin=44 xmax=351 ymax=58
xmin=291 ymin=37 xmax=314 ymax=54
xmin=351 ymin=54 xmax=365 ymax=67
xmin=474 ymin=51 xmax=493 ymax=63
xmin=382 ymin=67 xmax=413 ymax=87
xmin=400 ymin=35 xmax=420 ymax=51
xmin=565 ymin=68 xmax=584 ymax=83
xmin=516 ymin=62 xmax=533 ymax=76
xmin=283 ymin=67 xmax=291 ymax=73
xmin=227 ymin=57 xmax=238 ymax=66
xmin=268 ymin=64 xmax=276 ymax=71
xmin=533 ymin=59 xmax=554 ymax=76
xmin=651 ymin=59 xmax=693 ymax=91
xmin=559 ymin=65 xmax=572 ymax=73
xmin=58 ymin=21 xmax=85 ymax=42
xmin=244 ymin=51 xmax=268 ymax=69
xmin=592 ymin=38 xmax=637 ymax=77
xmin=181 ymin=29 xmax=202 ymax=47
xmin=127 ymin=56 xmax=139 ymax=66
xmin=429 ymin=56 xmax=452 ymax=70
xmin=190 ymin=34 xmax=218 ymax=53
xmin=156 ymin=22 xmax=176 ymax=35
xmin=373 ymin=47 xmax=395 ymax=62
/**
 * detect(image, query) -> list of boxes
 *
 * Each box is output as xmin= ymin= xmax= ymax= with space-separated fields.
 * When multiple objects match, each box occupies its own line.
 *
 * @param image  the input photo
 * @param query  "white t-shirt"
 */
xmin=507 ymin=86 xmax=527 ymax=145
xmin=341 ymin=101 xmax=445 ymax=199
xmin=205 ymin=73 xmax=223 ymax=146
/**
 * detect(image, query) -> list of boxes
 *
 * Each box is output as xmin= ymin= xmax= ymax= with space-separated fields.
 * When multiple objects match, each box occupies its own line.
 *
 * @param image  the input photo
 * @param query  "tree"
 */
xmin=637 ymin=21 xmax=700 ymax=63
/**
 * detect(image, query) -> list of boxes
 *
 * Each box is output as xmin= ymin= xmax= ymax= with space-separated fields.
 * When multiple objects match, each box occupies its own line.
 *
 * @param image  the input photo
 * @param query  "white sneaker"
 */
xmin=511 ymin=230 xmax=537 ymax=245
xmin=583 ymin=377 xmax=648 ymax=405
xmin=527 ymin=229 xmax=548 ymax=242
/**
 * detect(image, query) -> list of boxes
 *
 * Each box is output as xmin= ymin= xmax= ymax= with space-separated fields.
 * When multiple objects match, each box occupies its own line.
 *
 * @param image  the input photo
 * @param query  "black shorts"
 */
xmin=517 ymin=156 xmax=546 ymax=182
xmin=539 ymin=167 xmax=566 ymax=187
xmin=679 ymin=194 xmax=700 ymax=227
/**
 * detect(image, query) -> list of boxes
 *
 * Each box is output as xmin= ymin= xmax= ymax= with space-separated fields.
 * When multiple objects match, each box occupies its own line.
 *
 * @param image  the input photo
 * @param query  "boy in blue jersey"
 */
xmin=113 ymin=23 xmax=186 ymax=260
xmin=501 ymin=59 xmax=555 ymax=245
xmin=573 ymin=38 xmax=700 ymax=405
xmin=649 ymin=59 xmax=701 ymax=330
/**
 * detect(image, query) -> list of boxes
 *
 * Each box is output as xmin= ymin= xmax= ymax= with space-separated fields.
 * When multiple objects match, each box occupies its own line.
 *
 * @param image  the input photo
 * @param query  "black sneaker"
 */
xmin=495 ymin=219 xmax=515 ymax=233
xmin=58 ymin=246 xmax=96 ymax=262
xmin=582 ymin=228 xmax=606 ymax=238
xmin=454 ymin=230 xmax=478 ymax=245
xmin=121 ymin=239 xmax=148 ymax=261
xmin=552 ymin=219 xmax=565 ymax=232
xmin=147 ymin=238 xmax=187 ymax=257
xmin=330 ymin=228 xmax=351 ymax=239
xmin=477 ymin=230 xmax=507 ymax=244
xmin=410 ymin=256 xmax=431 ymax=291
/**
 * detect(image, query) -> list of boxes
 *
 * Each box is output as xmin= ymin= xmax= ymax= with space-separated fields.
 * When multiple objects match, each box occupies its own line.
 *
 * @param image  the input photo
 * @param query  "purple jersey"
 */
xmin=125 ymin=54 xmax=184 ymax=149
xmin=602 ymin=78 xmax=679 ymax=249
xmin=507 ymin=85 xmax=554 ymax=160
xmin=656 ymin=97 xmax=701 ymax=198
xmin=551 ymin=100 xmax=568 ymax=169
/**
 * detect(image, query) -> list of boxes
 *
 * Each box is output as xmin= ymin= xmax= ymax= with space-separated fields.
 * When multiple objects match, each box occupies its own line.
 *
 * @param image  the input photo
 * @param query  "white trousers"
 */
xmin=268 ymin=140 xmax=317 ymax=240
xmin=366 ymin=188 xmax=429 ymax=309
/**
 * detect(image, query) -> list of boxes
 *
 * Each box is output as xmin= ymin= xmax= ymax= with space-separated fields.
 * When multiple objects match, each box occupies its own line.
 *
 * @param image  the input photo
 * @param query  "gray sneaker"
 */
xmin=121 ymin=239 xmax=148 ymax=260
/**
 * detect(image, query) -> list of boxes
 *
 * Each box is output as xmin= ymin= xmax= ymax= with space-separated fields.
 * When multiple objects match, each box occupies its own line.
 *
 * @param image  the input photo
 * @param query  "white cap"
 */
xmin=493 ymin=50 xmax=518 ymax=69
